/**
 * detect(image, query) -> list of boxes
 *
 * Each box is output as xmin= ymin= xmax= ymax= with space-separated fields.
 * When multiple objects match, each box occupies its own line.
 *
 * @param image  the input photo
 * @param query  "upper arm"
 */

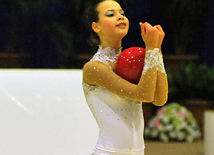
xmin=83 ymin=61 xmax=118 ymax=86
xmin=83 ymin=61 xmax=157 ymax=103
xmin=83 ymin=61 xmax=138 ymax=99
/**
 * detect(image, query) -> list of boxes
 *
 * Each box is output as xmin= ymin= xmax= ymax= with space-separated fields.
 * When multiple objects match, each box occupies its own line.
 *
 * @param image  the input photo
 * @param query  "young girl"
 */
xmin=82 ymin=0 xmax=168 ymax=154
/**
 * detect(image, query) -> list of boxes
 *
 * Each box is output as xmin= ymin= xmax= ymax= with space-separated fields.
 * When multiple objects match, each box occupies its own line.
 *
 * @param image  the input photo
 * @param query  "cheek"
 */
xmin=100 ymin=19 xmax=115 ymax=32
xmin=126 ymin=18 xmax=130 ymax=30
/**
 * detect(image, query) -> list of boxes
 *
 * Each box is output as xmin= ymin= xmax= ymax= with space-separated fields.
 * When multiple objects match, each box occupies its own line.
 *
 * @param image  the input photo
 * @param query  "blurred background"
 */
xmin=1 ymin=0 xmax=214 ymax=124
xmin=0 ymin=0 xmax=213 ymax=69
xmin=1 ymin=1 xmax=214 ymax=154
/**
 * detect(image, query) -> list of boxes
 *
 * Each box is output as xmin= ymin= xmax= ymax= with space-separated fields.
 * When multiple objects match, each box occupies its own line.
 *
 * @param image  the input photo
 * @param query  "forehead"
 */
xmin=97 ymin=0 xmax=122 ymax=13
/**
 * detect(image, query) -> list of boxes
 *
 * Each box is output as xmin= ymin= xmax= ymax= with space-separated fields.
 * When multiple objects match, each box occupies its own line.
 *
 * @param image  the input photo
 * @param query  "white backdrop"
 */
xmin=0 ymin=69 xmax=98 ymax=155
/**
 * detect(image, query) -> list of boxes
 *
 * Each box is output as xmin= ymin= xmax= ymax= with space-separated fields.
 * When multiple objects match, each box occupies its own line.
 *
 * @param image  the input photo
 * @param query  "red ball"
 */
xmin=115 ymin=47 xmax=145 ymax=84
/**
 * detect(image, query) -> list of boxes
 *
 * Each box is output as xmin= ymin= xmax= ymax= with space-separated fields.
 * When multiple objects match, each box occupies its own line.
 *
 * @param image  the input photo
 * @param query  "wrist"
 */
xmin=146 ymin=46 xmax=159 ymax=51
xmin=142 ymin=48 xmax=159 ymax=75
xmin=146 ymin=47 xmax=160 ymax=53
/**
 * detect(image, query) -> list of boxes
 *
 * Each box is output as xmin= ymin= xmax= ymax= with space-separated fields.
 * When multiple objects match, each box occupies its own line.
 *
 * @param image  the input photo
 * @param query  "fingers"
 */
xmin=154 ymin=25 xmax=164 ymax=34
xmin=153 ymin=25 xmax=164 ymax=49
xmin=154 ymin=25 xmax=165 ymax=39
xmin=139 ymin=22 xmax=146 ymax=35
xmin=144 ymin=22 xmax=155 ymax=32
xmin=140 ymin=22 xmax=156 ymax=36
xmin=139 ymin=22 xmax=165 ymax=49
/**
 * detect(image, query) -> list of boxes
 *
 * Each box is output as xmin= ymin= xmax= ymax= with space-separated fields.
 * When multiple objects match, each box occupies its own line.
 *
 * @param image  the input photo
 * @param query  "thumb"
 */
xmin=139 ymin=22 xmax=146 ymax=36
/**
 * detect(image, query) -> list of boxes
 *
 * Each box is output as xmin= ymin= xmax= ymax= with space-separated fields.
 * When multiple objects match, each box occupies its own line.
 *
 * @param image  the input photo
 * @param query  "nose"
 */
xmin=118 ymin=14 xmax=124 ymax=21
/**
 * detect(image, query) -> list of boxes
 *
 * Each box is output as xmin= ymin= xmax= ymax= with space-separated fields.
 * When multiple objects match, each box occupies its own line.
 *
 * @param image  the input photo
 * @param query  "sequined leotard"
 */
xmin=83 ymin=46 xmax=168 ymax=155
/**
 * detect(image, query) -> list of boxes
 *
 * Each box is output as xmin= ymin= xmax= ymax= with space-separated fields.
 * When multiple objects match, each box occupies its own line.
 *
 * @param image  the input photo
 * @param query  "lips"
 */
xmin=116 ymin=23 xmax=127 ymax=27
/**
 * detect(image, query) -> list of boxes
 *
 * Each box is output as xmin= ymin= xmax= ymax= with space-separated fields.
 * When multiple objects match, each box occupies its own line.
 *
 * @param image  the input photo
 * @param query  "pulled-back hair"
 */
xmin=86 ymin=0 xmax=117 ymax=46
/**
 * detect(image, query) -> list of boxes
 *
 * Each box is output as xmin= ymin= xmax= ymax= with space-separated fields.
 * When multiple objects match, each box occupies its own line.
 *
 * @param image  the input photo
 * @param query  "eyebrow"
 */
xmin=106 ymin=9 xmax=124 ymax=12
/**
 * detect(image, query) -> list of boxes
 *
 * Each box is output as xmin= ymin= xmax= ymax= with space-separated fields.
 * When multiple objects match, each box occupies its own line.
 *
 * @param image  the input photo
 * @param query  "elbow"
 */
xmin=154 ymin=100 xmax=167 ymax=107
xmin=153 ymin=95 xmax=168 ymax=106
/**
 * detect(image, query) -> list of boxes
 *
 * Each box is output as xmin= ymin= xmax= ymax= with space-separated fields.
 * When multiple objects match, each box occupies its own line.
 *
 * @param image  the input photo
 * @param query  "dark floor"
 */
xmin=145 ymin=140 xmax=204 ymax=155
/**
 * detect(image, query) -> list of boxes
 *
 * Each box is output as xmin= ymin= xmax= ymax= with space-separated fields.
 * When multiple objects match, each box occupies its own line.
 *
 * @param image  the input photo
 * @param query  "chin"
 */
xmin=117 ymin=31 xmax=128 ymax=39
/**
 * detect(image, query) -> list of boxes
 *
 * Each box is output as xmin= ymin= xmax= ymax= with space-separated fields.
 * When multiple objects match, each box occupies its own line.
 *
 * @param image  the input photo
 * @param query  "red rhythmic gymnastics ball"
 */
xmin=115 ymin=47 xmax=145 ymax=84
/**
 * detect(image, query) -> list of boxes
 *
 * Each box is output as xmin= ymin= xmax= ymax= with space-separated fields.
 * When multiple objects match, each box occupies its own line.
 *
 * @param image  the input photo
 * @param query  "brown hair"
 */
xmin=86 ymin=0 xmax=117 ymax=46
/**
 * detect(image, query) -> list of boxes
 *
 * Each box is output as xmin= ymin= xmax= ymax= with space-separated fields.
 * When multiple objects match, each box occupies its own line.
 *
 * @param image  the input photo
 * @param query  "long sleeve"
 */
xmin=153 ymin=52 xmax=168 ymax=106
xmin=83 ymin=48 xmax=168 ymax=105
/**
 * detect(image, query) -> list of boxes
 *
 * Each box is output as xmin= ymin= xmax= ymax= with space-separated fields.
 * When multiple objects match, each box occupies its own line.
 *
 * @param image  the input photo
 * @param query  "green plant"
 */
xmin=167 ymin=62 xmax=214 ymax=101
xmin=145 ymin=102 xmax=201 ymax=143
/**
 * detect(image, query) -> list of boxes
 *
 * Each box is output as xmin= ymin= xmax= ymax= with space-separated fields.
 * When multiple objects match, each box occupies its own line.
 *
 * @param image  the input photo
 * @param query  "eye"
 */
xmin=120 ymin=11 xmax=125 ymax=16
xmin=105 ymin=11 xmax=114 ymax=17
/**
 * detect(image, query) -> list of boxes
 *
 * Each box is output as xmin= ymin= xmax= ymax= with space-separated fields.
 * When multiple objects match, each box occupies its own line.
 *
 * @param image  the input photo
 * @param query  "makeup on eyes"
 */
xmin=120 ymin=11 xmax=125 ymax=16
xmin=105 ymin=9 xmax=125 ymax=17
xmin=105 ymin=11 xmax=114 ymax=17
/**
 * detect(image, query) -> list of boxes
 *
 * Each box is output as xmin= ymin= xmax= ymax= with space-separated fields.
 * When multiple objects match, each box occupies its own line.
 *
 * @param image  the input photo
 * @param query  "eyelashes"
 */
xmin=105 ymin=11 xmax=114 ymax=17
xmin=105 ymin=11 xmax=125 ymax=17
xmin=120 ymin=12 xmax=125 ymax=16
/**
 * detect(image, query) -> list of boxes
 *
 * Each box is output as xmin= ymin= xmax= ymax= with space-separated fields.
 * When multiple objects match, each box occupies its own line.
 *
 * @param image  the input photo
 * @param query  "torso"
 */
xmin=82 ymin=46 xmax=145 ymax=155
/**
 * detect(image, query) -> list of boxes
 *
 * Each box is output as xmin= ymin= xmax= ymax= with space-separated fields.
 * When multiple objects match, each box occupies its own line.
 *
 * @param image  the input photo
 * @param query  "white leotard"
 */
xmin=83 ymin=46 xmax=145 ymax=155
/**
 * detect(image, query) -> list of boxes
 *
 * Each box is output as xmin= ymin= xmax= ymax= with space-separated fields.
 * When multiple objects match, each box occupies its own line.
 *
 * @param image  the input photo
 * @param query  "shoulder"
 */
xmin=83 ymin=61 xmax=112 ymax=85
xmin=83 ymin=61 xmax=110 ymax=72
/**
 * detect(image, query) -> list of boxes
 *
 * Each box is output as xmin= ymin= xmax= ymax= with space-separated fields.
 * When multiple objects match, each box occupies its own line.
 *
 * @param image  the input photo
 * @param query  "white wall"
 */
xmin=0 ymin=70 xmax=98 ymax=155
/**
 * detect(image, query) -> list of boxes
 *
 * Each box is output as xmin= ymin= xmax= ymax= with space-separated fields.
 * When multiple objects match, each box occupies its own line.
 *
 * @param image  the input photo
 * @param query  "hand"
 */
xmin=139 ymin=22 xmax=165 ymax=50
xmin=154 ymin=25 xmax=165 ymax=49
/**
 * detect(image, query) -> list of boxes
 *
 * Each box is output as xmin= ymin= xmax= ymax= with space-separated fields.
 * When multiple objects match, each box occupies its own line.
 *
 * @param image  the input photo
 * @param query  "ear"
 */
xmin=92 ymin=22 xmax=100 ymax=33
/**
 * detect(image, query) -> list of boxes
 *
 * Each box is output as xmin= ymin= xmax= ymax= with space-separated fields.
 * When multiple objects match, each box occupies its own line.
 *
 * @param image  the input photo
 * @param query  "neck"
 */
xmin=99 ymin=37 xmax=122 ymax=52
